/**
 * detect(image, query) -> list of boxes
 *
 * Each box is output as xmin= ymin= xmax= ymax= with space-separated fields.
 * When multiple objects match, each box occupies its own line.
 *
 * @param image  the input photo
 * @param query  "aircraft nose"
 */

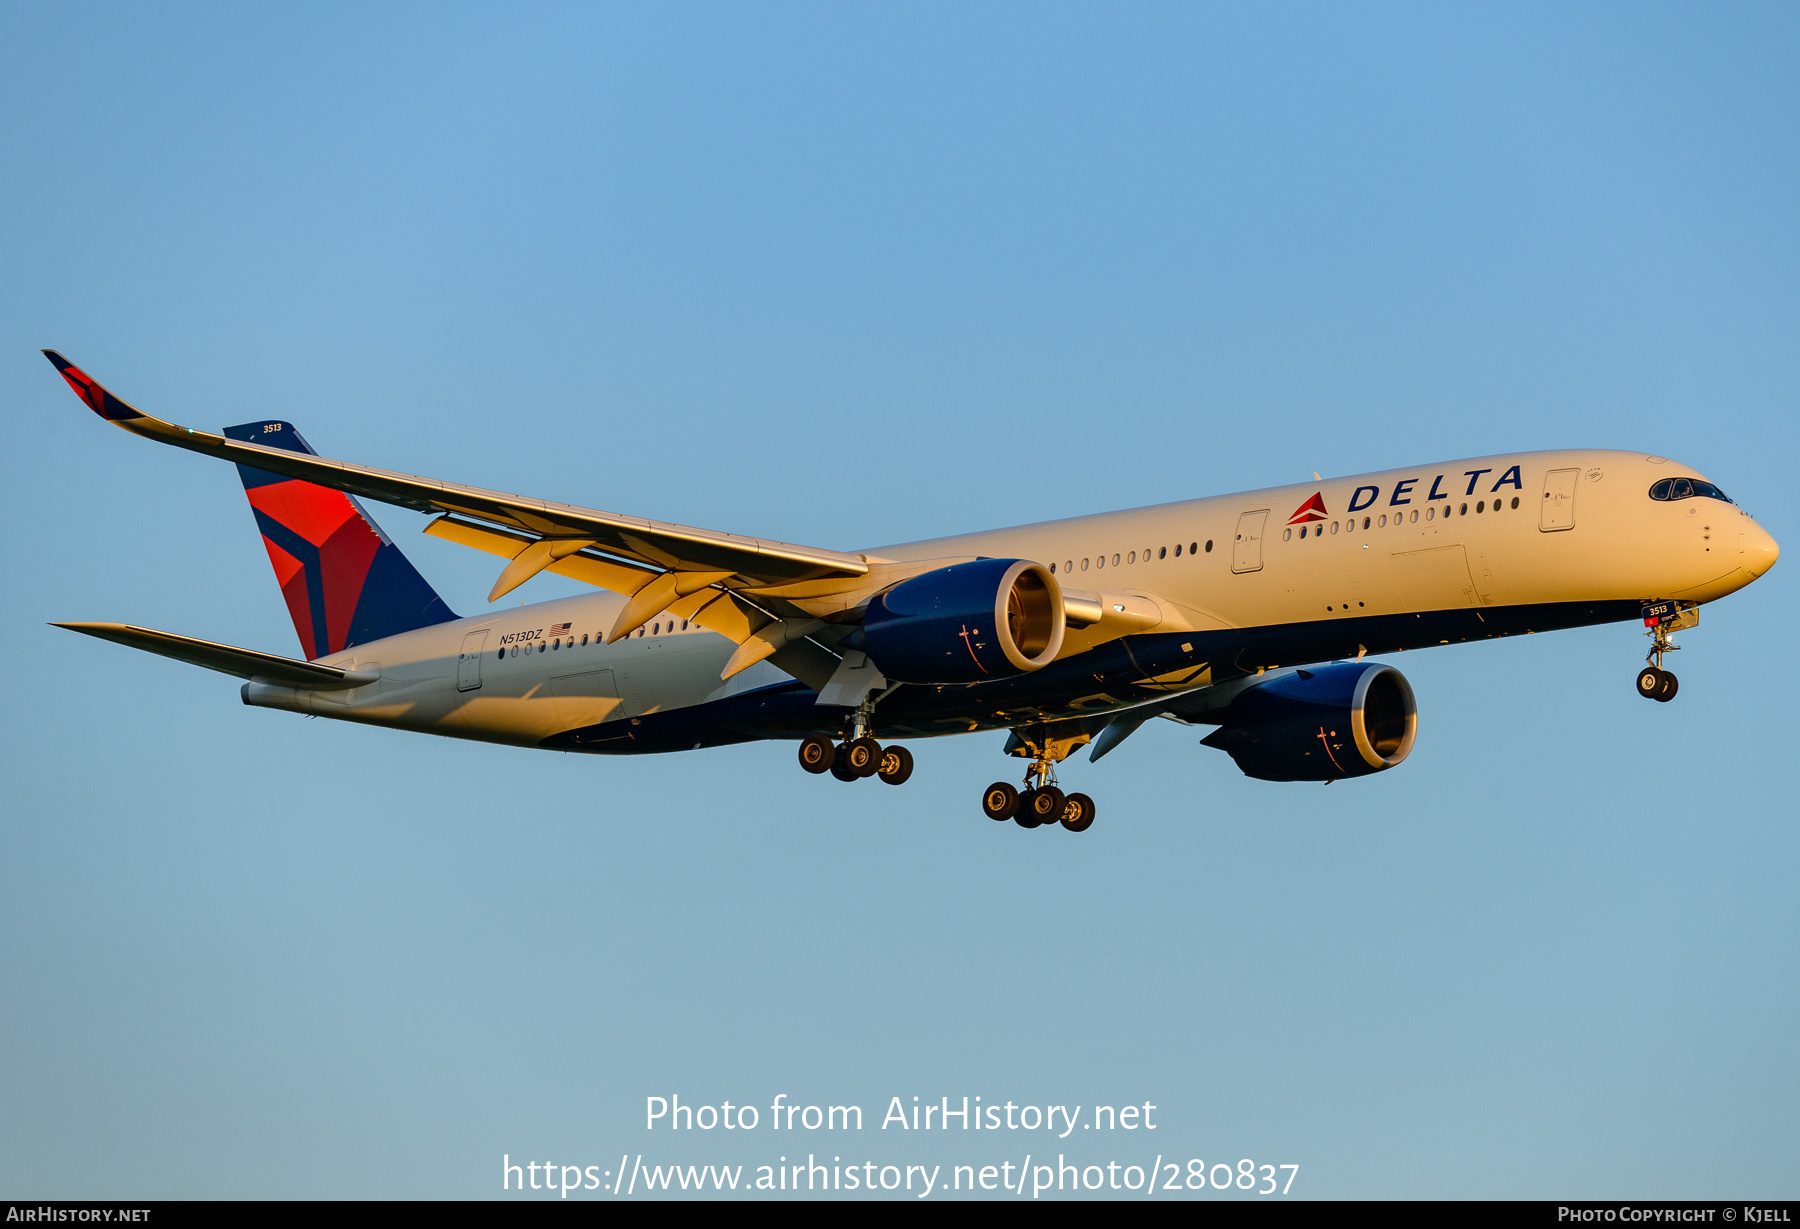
xmin=1743 ymin=518 xmax=1780 ymax=578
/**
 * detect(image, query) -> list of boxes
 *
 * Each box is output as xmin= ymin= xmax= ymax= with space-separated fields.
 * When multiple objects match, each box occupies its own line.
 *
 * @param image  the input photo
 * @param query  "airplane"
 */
xmin=43 ymin=350 xmax=1780 ymax=832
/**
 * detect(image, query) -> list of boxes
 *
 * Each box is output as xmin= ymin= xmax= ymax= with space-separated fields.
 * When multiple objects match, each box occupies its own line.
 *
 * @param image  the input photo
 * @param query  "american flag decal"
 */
xmin=550 ymin=622 xmax=572 ymax=634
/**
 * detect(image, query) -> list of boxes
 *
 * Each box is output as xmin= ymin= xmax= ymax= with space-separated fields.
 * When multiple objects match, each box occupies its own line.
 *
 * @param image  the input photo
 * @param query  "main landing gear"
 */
xmin=1636 ymin=601 xmax=1697 ymax=703
xmin=797 ymin=707 xmax=1098 ymax=834
xmin=796 ymin=734 xmax=914 ymax=786
xmin=981 ymin=737 xmax=1096 ymax=833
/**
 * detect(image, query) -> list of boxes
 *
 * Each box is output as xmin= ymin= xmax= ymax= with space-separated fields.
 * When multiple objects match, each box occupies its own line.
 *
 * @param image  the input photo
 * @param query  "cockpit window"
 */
xmin=1649 ymin=477 xmax=1732 ymax=504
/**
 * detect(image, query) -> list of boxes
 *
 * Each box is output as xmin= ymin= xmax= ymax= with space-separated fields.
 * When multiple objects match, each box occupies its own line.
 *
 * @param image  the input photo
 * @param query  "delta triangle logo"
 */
xmin=1287 ymin=492 xmax=1329 ymax=525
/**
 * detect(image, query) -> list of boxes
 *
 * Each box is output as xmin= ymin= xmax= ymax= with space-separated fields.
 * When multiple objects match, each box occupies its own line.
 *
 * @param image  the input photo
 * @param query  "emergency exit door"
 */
xmin=1540 ymin=469 xmax=1578 ymax=532
xmin=457 ymin=630 xmax=489 ymax=691
xmin=1232 ymin=510 xmax=1269 ymax=573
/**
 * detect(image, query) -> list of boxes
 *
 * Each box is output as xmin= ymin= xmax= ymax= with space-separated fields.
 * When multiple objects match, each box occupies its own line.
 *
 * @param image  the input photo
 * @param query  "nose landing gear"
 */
xmin=1636 ymin=601 xmax=1697 ymax=703
xmin=1636 ymin=666 xmax=1678 ymax=703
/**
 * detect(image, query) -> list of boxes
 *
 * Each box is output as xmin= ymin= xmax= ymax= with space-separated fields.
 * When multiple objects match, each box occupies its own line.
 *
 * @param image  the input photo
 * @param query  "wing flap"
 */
xmin=52 ymin=622 xmax=378 ymax=689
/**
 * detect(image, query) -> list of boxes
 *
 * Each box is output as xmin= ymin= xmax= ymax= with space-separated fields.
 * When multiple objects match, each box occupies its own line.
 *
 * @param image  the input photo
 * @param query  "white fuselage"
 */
xmin=243 ymin=449 xmax=1778 ymax=750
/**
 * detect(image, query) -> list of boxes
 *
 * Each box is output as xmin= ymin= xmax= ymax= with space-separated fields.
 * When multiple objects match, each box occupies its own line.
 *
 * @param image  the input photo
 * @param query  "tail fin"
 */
xmin=224 ymin=420 xmax=457 ymax=659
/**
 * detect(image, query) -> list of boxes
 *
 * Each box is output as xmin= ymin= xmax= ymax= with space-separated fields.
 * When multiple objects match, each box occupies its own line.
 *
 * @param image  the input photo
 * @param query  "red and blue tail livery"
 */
xmin=223 ymin=421 xmax=456 ymax=660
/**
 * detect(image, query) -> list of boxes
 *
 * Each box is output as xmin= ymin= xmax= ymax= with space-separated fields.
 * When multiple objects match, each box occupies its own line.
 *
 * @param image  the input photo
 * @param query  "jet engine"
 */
xmin=862 ymin=558 xmax=1065 ymax=685
xmin=1199 ymin=662 xmax=1417 ymax=782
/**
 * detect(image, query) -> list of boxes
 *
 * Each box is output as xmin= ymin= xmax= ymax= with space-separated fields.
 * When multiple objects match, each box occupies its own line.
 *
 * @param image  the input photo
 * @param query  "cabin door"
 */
xmin=1540 ymin=469 xmax=1578 ymax=531
xmin=1232 ymin=510 xmax=1269 ymax=574
xmin=457 ymin=631 xmax=488 ymax=691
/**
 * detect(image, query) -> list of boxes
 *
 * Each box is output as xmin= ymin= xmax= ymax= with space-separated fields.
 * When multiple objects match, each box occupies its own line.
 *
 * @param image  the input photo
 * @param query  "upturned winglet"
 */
xmin=43 ymin=350 xmax=150 ymax=424
xmin=42 ymin=349 xmax=233 ymax=459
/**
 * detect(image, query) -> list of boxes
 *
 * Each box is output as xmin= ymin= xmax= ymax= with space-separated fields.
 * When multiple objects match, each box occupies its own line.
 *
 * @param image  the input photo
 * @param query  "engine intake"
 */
xmin=1199 ymin=662 xmax=1417 ymax=782
xmin=862 ymin=558 xmax=1065 ymax=685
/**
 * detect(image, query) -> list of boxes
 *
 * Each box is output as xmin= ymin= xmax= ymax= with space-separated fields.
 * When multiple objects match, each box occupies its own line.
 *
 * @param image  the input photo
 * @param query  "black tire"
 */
xmin=798 ymin=734 xmax=836 ymax=774
xmin=877 ymin=744 xmax=914 ymax=785
xmin=1014 ymin=789 xmax=1043 ymax=828
xmin=982 ymin=782 xmax=1019 ymax=821
xmin=1655 ymin=671 xmax=1679 ymax=702
xmin=846 ymin=736 xmax=883 ymax=777
xmin=830 ymin=753 xmax=860 ymax=782
xmin=1060 ymin=793 xmax=1096 ymax=833
xmin=1028 ymin=785 xmax=1065 ymax=824
xmin=1636 ymin=667 xmax=1664 ymax=699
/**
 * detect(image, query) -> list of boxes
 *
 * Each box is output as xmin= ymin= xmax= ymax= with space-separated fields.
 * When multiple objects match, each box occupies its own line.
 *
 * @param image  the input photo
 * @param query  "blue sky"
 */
xmin=2 ymin=3 xmax=1795 ymax=1199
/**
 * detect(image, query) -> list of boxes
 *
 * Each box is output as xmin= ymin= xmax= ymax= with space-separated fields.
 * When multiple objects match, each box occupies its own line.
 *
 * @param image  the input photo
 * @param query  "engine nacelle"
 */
xmin=1200 ymin=662 xmax=1417 ymax=782
xmin=862 ymin=558 xmax=1065 ymax=685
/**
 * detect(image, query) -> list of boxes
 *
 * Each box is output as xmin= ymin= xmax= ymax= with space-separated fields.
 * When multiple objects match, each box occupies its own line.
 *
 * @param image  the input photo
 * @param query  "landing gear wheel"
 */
xmin=844 ymin=737 xmax=882 ymax=777
xmin=830 ymin=754 xmax=860 ymax=783
xmin=798 ymin=734 xmax=836 ymax=774
xmin=1655 ymin=671 xmax=1679 ymax=702
xmin=1025 ymin=786 xmax=1065 ymax=825
xmin=1059 ymin=792 xmax=1096 ymax=833
xmin=982 ymin=782 xmax=1019 ymax=821
xmin=1636 ymin=667 xmax=1665 ymax=699
xmin=1014 ymin=792 xmax=1043 ymax=829
xmin=876 ymin=744 xmax=914 ymax=785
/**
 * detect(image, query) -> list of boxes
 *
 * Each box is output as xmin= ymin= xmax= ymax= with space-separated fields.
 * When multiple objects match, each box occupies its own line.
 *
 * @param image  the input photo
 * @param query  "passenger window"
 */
xmin=1081 ymin=558 xmax=1089 ymax=571
xmin=496 ymin=648 xmax=504 ymax=661
xmin=1362 ymin=517 xmax=1370 ymax=530
xmin=1174 ymin=544 xmax=1182 ymax=557
xmin=1190 ymin=542 xmax=1198 ymax=554
xmin=1411 ymin=510 xmax=1419 ymax=522
xmin=1378 ymin=514 xmax=1386 ymax=527
xmin=1204 ymin=540 xmax=1213 ymax=552
xmin=1426 ymin=507 xmax=1435 ymax=521
xmin=1096 ymin=555 xmax=1105 ymax=569
xmin=1459 ymin=503 xmax=1467 ymax=515
xmin=1284 ymin=528 xmax=1292 ymax=541
xmin=1331 ymin=522 xmax=1339 ymax=534
xmin=1299 ymin=526 xmax=1307 ymax=539
xmin=1511 ymin=497 xmax=1519 ymax=509
xmin=1476 ymin=501 xmax=1484 ymax=513
xmin=1049 ymin=562 xmax=1056 ymax=573
xmin=1128 ymin=551 xmax=1135 ymax=564
xmin=1066 ymin=560 xmax=1073 ymax=572
xmin=1159 ymin=547 xmax=1167 ymax=559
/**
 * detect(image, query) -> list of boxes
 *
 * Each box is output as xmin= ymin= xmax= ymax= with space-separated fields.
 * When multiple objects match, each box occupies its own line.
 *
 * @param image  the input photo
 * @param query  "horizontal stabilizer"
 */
xmin=52 ymin=622 xmax=379 ymax=690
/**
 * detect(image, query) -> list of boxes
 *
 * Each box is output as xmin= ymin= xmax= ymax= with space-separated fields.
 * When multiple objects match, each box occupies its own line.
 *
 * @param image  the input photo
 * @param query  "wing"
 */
xmin=45 ymin=352 xmax=877 ymax=680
